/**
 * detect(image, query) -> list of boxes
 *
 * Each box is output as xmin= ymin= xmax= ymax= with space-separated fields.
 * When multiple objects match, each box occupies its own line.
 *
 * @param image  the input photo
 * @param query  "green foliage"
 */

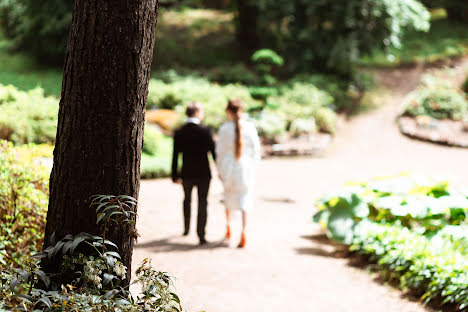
xmin=153 ymin=8 xmax=242 ymax=70
xmin=207 ymin=64 xmax=258 ymax=85
xmin=314 ymin=175 xmax=467 ymax=241
xmin=254 ymin=0 xmax=430 ymax=75
xmin=251 ymin=112 xmax=287 ymax=142
xmin=249 ymin=49 xmax=283 ymax=108
xmin=351 ymin=222 xmax=468 ymax=310
xmin=403 ymin=75 xmax=468 ymax=120
xmin=272 ymin=82 xmax=337 ymax=134
xmin=147 ymin=77 xmax=258 ymax=129
xmin=463 ymin=74 xmax=468 ymax=93
xmin=0 ymin=0 xmax=72 ymax=63
xmin=0 ymin=140 xmax=49 ymax=270
xmin=1 ymin=198 xmax=183 ymax=311
xmin=141 ymin=125 xmax=172 ymax=179
xmin=0 ymin=84 xmax=58 ymax=144
xmin=361 ymin=19 xmax=468 ymax=66
xmin=314 ymin=174 xmax=468 ymax=310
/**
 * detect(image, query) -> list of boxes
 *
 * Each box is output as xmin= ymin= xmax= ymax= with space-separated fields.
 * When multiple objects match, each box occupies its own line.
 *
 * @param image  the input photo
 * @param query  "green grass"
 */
xmin=0 ymin=32 xmax=63 ymax=96
xmin=360 ymin=19 xmax=468 ymax=67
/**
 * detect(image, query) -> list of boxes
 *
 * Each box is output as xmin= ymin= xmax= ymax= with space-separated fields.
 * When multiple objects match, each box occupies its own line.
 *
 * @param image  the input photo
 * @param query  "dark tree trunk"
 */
xmin=44 ymin=0 xmax=159 ymax=281
xmin=235 ymin=0 xmax=259 ymax=51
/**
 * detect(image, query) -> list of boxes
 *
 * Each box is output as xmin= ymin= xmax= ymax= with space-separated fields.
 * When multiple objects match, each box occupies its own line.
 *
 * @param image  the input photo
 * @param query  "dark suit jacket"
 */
xmin=172 ymin=122 xmax=216 ymax=182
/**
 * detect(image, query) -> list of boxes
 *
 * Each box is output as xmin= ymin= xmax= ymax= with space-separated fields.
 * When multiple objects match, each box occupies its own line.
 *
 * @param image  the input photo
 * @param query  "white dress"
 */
xmin=216 ymin=119 xmax=261 ymax=212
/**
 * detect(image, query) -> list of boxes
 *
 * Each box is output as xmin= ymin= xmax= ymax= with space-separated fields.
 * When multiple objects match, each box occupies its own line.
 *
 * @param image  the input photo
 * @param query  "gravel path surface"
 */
xmin=133 ymin=60 xmax=468 ymax=312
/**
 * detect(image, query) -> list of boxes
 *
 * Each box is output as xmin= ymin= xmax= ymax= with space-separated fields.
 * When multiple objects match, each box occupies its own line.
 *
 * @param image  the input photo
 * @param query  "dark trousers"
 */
xmin=182 ymin=177 xmax=210 ymax=239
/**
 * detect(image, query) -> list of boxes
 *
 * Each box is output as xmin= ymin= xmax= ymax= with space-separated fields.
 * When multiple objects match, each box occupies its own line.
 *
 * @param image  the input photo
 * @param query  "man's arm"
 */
xmin=171 ymin=131 xmax=181 ymax=183
xmin=207 ymin=128 xmax=216 ymax=161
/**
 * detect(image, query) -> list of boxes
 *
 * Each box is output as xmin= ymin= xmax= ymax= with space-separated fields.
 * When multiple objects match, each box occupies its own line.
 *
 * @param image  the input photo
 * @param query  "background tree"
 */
xmin=234 ymin=0 xmax=259 ymax=51
xmin=244 ymin=0 xmax=431 ymax=76
xmin=0 ymin=0 xmax=72 ymax=64
xmin=43 ymin=0 xmax=159 ymax=280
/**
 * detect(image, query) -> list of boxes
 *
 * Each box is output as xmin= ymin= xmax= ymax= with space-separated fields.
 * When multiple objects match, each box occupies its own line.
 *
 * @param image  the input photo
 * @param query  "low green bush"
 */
xmin=251 ymin=112 xmax=287 ymax=142
xmin=207 ymin=64 xmax=258 ymax=85
xmin=313 ymin=174 xmax=468 ymax=310
xmin=273 ymin=82 xmax=337 ymax=134
xmin=463 ymin=74 xmax=468 ymax=93
xmin=0 ymin=84 xmax=58 ymax=144
xmin=147 ymin=77 xmax=258 ymax=129
xmin=0 ymin=140 xmax=49 ymax=270
xmin=403 ymin=76 xmax=468 ymax=120
xmin=1 ymin=196 xmax=183 ymax=311
xmin=290 ymin=73 xmax=375 ymax=113
xmin=351 ymin=221 xmax=467 ymax=310
xmin=141 ymin=125 xmax=172 ymax=179
xmin=314 ymin=175 xmax=467 ymax=243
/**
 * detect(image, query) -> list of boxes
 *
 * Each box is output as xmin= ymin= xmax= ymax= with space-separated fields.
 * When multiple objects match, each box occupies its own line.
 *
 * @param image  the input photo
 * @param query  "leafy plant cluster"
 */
xmin=1 ymin=196 xmax=183 ymax=312
xmin=351 ymin=221 xmax=468 ymax=310
xmin=0 ymin=140 xmax=49 ymax=270
xmin=0 ymin=83 xmax=172 ymax=179
xmin=0 ymin=84 xmax=58 ymax=144
xmin=314 ymin=175 xmax=467 ymax=243
xmin=141 ymin=125 xmax=172 ymax=179
xmin=403 ymin=75 xmax=468 ymax=120
xmin=313 ymin=174 xmax=468 ymax=310
xmin=146 ymin=73 xmax=339 ymax=139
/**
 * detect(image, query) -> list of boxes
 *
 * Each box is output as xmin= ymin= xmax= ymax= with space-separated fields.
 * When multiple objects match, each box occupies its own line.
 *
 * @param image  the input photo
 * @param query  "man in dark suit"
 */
xmin=172 ymin=102 xmax=216 ymax=245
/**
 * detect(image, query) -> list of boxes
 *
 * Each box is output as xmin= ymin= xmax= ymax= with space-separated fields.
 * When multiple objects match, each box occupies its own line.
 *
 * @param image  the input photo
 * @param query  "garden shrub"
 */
xmin=273 ymin=82 xmax=337 ymax=134
xmin=351 ymin=222 xmax=468 ymax=310
xmin=141 ymin=125 xmax=172 ymax=179
xmin=0 ymin=84 xmax=58 ymax=144
xmin=0 ymin=140 xmax=49 ymax=270
xmin=403 ymin=75 xmax=468 ymax=120
xmin=147 ymin=77 xmax=258 ymax=129
xmin=1 ymin=196 xmax=183 ymax=311
xmin=292 ymin=73 xmax=376 ymax=113
xmin=463 ymin=74 xmax=468 ymax=93
xmin=207 ymin=64 xmax=258 ymax=85
xmin=313 ymin=174 xmax=468 ymax=310
xmin=251 ymin=112 xmax=287 ymax=143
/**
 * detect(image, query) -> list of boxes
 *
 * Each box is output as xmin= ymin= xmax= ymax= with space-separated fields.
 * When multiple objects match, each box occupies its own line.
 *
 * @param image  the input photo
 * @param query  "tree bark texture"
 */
xmin=44 ymin=0 xmax=158 ymax=280
xmin=235 ymin=0 xmax=259 ymax=51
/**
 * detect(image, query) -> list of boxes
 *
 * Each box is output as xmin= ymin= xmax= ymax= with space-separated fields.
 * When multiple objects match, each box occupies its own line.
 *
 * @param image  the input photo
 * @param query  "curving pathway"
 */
xmin=133 ymin=59 xmax=468 ymax=312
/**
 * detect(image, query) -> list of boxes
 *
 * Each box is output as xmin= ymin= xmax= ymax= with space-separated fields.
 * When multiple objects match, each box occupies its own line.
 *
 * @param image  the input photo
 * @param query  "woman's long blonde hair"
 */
xmin=227 ymin=99 xmax=244 ymax=160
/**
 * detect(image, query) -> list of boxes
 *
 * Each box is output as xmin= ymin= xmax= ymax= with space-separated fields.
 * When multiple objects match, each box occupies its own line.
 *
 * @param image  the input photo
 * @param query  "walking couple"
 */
xmin=171 ymin=99 xmax=261 ymax=247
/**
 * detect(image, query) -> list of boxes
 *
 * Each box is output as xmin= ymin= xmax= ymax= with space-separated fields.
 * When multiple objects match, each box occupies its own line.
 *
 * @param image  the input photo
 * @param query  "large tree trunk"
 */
xmin=44 ymin=0 xmax=158 ymax=281
xmin=235 ymin=0 xmax=259 ymax=51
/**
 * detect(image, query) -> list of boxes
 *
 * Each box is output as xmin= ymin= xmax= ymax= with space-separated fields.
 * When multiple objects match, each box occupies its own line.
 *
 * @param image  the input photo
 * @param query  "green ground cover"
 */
xmin=313 ymin=174 xmax=468 ymax=310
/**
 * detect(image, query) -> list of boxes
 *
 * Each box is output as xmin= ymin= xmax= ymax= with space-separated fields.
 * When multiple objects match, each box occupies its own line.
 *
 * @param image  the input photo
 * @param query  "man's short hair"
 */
xmin=185 ymin=102 xmax=202 ymax=117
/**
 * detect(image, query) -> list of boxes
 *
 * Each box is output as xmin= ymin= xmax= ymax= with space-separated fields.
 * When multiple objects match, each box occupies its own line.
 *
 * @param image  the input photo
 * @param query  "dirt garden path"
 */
xmin=133 ymin=58 xmax=468 ymax=312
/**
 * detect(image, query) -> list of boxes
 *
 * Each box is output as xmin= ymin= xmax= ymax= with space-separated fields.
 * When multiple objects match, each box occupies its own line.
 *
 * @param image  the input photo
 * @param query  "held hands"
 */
xmin=174 ymin=178 xmax=182 ymax=184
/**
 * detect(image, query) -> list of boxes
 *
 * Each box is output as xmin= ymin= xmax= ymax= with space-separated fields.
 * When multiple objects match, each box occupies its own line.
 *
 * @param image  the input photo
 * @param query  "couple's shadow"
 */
xmin=135 ymin=235 xmax=228 ymax=252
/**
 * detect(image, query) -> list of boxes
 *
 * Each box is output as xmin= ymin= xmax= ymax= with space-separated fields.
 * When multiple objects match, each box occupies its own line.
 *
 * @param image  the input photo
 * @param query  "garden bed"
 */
xmin=313 ymin=174 xmax=468 ymax=311
xmin=398 ymin=116 xmax=468 ymax=147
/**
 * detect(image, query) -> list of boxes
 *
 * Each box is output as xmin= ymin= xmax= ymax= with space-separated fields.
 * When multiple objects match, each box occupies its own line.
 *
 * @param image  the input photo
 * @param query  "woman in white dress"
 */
xmin=216 ymin=99 xmax=261 ymax=248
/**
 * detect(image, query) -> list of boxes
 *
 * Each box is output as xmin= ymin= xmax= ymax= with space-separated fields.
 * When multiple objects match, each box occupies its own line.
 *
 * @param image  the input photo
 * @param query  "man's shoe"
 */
xmin=199 ymin=238 xmax=207 ymax=245
xmin=183 ymin=230 xmax=189 ymax=236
